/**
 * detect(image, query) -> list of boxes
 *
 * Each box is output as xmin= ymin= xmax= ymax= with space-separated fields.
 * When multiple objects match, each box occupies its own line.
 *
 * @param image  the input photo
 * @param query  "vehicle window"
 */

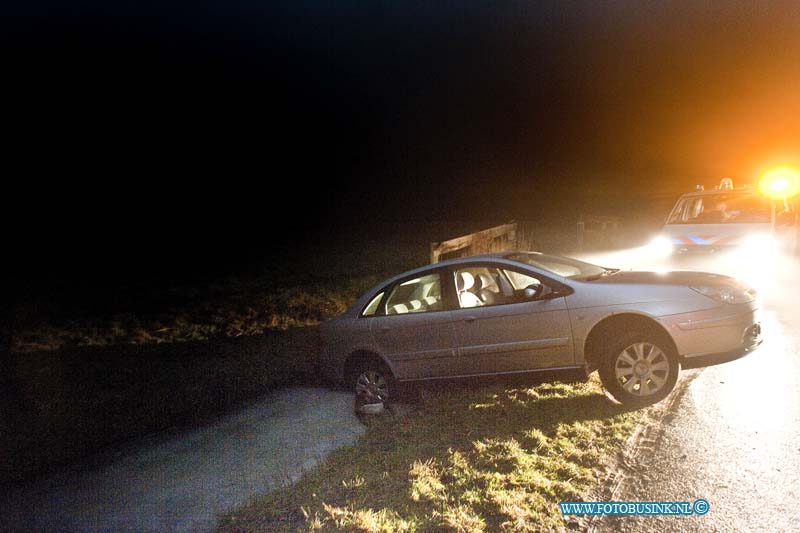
xmin=361 ymin=291 xmax=384 ymax=316
xmin=384 ymin=273 xmax=443 ymax=315
xmin=667 ymin=193 xmax=771 ymax=224
xmin=503 ymin=269 xmax=541 ymax=291
xmin=506 ymin=252 xmax=604 ymax=279
xmin=453 ymin=266 xmax=516 ymax=308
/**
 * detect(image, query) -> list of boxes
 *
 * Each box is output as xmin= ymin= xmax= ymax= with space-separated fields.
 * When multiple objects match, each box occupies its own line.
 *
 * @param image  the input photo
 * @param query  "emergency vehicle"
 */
xmin=651 ymin=174 xmax=799 ymax=257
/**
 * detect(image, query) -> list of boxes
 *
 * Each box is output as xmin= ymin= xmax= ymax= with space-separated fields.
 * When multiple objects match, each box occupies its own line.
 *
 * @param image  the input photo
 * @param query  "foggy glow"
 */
xmin=728 ymin=240 xmax=779 ymax=293
xmin=758 ymin=165 xmax=800 ymax=199
xmin=578 ymin=244 xmax=792 ymax=296
xmin=739 ymin=233 xmax=778 ymax=257
xmin=576 ymin=247 xmax=674 ymax=274
xmin=647 ymin=236 xmax=674 ymax=258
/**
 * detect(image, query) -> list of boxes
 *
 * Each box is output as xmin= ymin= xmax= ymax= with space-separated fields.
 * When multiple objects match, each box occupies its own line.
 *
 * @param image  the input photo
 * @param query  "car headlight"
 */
xmin=740 ymin=233 xmax=778 ymax=256
xmin=647 ymin=236 xmax=674 ymax=258
xmin=690 ymin=285 xmax=757 ymax=304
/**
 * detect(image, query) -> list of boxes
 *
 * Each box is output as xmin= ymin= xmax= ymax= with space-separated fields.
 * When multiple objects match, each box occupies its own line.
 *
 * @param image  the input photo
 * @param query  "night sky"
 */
xmin=4 ymin=1 xmax=799 ymax=288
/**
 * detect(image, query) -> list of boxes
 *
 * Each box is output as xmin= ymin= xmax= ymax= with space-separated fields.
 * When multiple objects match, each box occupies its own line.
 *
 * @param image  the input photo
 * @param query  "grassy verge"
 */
xmin=219 ymin=376 xmax=646 ymax=532
xmin=10 ymin=275 xmax=380 ymax=353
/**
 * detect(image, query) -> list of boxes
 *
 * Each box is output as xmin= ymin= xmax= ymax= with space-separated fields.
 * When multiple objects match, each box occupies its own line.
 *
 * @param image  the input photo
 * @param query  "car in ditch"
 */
xmin=318 ymin=252 xmax=762 ymax=408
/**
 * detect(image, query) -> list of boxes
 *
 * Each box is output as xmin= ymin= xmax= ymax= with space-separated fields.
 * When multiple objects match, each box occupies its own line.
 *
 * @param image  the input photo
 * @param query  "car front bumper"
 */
xmin=680 ymin=339 xmax=762 ymax=369
xmin=659 ymin=302 xmax=762 ymax=362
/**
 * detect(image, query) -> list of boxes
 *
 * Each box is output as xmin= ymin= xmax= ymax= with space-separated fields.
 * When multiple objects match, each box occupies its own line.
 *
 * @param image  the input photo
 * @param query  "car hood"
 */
xmin=565 ymin=270 xmax=751 ymax=312
xmin=588 ymin=270 xmax=740 ymax=287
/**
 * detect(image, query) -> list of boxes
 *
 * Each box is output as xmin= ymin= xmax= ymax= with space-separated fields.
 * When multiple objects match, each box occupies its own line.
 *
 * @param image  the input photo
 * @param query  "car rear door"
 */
xmin=448 ymin=264 xmax=575 ymax=376
xmin=369 ymin=269 xmax=459 ymax=381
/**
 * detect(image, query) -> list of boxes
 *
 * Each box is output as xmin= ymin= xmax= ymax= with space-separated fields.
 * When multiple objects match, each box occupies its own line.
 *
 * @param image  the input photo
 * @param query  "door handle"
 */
xmin=464 ymin=316 xmax=477 ymax=323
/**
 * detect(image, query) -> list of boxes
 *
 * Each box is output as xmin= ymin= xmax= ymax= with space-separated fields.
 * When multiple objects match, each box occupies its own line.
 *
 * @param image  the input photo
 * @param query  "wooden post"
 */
xmin=430 ymin=241 xmax=441 ymax=264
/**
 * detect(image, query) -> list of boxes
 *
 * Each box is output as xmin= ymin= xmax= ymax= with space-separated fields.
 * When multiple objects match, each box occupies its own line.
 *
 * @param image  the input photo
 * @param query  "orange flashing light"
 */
xmin=758 ymin=166 xmax=800 ymax=200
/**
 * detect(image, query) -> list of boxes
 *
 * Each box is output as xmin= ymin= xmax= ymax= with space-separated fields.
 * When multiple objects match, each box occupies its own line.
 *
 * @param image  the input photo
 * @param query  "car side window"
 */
xmin=454 ymin=266 xmax=550 ymax=309
xmin=504 ymin=268 xmax=557 ymax=300
xmin=453 ymin=266 xmax=514 ymax=308
xmin=503 ymin=269 xmax=542 ymax=291
xmin=383 ymin=273 xmax=443 ymax=315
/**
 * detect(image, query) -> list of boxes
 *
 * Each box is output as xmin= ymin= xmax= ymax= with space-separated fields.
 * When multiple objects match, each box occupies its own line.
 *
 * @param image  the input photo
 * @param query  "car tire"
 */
xmin=599 ymin=330 xmax=680 ymax=407
xmin=352 ymin=361 xmax=394 ymax=415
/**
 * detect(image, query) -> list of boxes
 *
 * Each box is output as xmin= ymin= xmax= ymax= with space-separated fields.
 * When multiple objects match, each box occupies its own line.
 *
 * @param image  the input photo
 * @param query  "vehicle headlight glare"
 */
xmin=740 ymin=233 xmax=778 ymax=256
xmin=690 ymin=285 xmax=757 ymax=304
xmin=647 ymin=236 xmax=674 ymax=258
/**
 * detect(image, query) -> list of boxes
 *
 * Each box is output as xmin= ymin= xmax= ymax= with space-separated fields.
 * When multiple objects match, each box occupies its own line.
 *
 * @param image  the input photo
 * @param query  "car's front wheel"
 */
xmin=599 ymin=331 xmax=680 ymax=407
xmin=352 ymin=362 xmax=394 ymax=414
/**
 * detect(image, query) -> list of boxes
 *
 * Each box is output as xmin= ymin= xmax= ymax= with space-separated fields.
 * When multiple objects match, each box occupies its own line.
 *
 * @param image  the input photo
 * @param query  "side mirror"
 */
xmin=523 ymin=284 xmax=543 ymax=300
xmin=523 ymin=287 xmax=536 ymax=298
xmin=543 ymin=289 xmax=571 ymax=299
xmin=523 ymin=283 xmax=573 ymax=301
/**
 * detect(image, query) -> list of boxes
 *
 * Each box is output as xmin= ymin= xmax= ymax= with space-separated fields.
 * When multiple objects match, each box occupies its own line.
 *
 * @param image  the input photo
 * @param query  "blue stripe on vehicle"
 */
xmin=688 ymin=235 xmax=711 ymax=245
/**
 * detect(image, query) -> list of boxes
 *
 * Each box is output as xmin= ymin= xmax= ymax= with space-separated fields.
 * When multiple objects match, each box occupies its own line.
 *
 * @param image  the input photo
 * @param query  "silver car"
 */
xmin=319 ymin=252 xmax=762 ymax=407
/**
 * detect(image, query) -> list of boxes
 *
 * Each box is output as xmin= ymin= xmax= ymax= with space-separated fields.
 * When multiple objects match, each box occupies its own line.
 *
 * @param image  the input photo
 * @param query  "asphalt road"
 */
xmin=586 ymin=250 xmax=800 ymax=532
xmin=1 ymin=388 xmax=364 ymax=532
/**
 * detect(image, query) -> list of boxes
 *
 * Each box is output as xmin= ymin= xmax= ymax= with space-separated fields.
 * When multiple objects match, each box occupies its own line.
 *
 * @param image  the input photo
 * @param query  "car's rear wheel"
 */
xmin=599 ymin=331 xmax=679 ymax=407
xmin=352 ymin=362 xmax=394 ymax=414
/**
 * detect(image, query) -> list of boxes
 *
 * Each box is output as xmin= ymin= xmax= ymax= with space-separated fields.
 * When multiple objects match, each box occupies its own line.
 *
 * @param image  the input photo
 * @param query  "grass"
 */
xmin=10 ymin=275 xmax=381 ymax=353
xmin=218 ymin=376 xmax=646 ymax=532
xmin=10 ymin=220 xmax=442 ymax=354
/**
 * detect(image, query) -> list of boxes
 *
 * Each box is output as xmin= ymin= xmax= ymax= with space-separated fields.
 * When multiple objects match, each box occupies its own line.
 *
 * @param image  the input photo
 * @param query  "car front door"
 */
xmin=449 ymin=264 xmax=575 ymax=376
xmin=369 ymin=270 xmax=459 ymax=381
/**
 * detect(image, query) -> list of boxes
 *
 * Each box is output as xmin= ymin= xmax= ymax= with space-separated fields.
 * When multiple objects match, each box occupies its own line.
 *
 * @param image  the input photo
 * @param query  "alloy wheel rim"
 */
xmin=614 ymin=342 xmax=670 ymax=397
xmin=355 ymin=370 xmax=389 ymax=404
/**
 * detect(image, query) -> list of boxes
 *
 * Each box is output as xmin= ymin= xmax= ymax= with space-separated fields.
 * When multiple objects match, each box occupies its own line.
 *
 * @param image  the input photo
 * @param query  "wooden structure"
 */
xmin=430 ymin=222 xmax=518 ymax=263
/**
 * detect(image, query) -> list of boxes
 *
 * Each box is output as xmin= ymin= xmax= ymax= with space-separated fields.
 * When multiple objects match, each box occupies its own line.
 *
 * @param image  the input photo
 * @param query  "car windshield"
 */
xmin=667 ymin=193 xmax=771 ymax=224
xmin=505 ymin=252 xmax=609 ymax=280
